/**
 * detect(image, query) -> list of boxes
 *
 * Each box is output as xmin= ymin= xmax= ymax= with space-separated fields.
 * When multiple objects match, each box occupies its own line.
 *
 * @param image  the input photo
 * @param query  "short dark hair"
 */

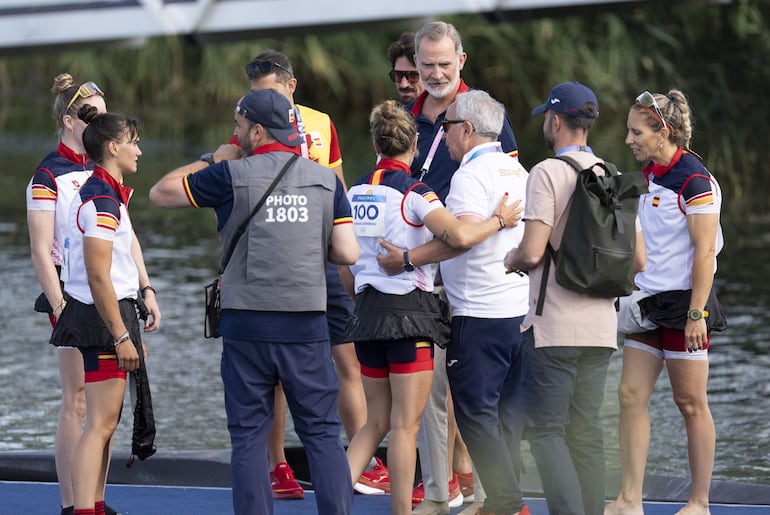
xmin=558 ymin=102 xmax=598 ymax=131
xmin=387 ymin=32 xmax=416 ymax=68
xmin=245 ymin=48 xmax=294 ymax=83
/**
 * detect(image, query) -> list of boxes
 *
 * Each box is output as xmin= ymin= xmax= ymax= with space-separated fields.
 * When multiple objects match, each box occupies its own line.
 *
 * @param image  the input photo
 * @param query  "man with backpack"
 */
xmin=504 ymin=81 xmax=641 ymax=515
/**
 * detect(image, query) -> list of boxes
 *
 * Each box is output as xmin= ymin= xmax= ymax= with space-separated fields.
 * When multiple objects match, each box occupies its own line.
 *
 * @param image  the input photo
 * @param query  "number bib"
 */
xmin=351 ymin=193 xmax=387 ymax=237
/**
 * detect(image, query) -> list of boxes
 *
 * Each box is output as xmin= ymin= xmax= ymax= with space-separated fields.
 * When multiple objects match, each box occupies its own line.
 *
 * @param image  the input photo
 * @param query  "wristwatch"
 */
xmin=200 ymin=152 xmax=215 ymax=165
xmin=687 ymin=309 xmax=709 ymax=321
xmin=403 ymin=250 xmax=415 ymax=272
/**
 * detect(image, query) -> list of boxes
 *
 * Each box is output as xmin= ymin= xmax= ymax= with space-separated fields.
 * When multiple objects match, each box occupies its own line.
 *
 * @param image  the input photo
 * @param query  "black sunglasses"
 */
xmin=389 ymin=69 xmax=420 ymax=84
xmin=245 ymin=60 xmax=292 ymax=79
xmin=441 ymin=119 xmax=466 ymax=132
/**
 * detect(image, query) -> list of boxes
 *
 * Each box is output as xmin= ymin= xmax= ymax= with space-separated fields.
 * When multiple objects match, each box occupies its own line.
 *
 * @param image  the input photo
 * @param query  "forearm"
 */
xmin=690 ymin=246 xmax=715 ymax=310
xmin=452 ymin=216 xmax=504 ymax=250
xmin=31 ymin=249 xmax=64 ymax=306
xmin=149 ymin=161 xmax=208 ymax=208
xmin=408 ymin=238 xmax=467 ymax=267
xmin=338 ymin=265 xmax=356 ymax=299
xmin=504 ymin=220 xmax=551 ymax=273
xmin=89 ymin=273 xmax=127 ymax=339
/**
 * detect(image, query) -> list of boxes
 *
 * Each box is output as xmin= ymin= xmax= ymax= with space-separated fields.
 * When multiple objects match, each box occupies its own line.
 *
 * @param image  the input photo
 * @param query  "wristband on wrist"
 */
xmin=493 ymin=213 xmax=506 ymax=230
xmin=113 ymin=331 xmax=130 ymax=348
xmin=53 ymin=297 xmax=66 ymax=314
xmin=140 ymin=285 xmax=156 ymax=298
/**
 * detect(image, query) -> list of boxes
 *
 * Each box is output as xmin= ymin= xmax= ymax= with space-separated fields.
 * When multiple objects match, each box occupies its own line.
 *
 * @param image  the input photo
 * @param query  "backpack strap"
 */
xmin=534 ymin=156 xmax=582 ymax=317
xmin=536 ymin=242 xmax=557 ymax=316
xmin=536 ymin=155 xmax=618 ymax=316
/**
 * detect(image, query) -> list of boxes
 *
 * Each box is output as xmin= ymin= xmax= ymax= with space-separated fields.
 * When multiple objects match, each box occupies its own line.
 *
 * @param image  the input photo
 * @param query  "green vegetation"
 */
xmin=1 ymin=0 xmax=767 ymax=218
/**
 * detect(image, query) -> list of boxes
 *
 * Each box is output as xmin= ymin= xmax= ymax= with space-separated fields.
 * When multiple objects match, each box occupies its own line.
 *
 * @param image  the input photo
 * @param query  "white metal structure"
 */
xmin=0 ymin=0 xmax=648 ymax=51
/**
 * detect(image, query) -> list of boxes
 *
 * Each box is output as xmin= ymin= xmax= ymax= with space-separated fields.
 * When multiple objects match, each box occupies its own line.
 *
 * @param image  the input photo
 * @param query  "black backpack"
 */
xmin=535 ymin=155 xmax=648 ymax=316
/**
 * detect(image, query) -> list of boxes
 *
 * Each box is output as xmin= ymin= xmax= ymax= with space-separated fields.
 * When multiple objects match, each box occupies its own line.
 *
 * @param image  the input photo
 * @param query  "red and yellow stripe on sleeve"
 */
xmin=334 ymin=216 xmax=353 ymax=226
xmin=95 ymin=212 xmax=119 ymax=232
xmin=31 ymin=184 xmax=56 ymax=201
xmin=686 ymin=191 xmax=714 ymax=208
xmin=182 ymin=176 xmax=200 ymax=208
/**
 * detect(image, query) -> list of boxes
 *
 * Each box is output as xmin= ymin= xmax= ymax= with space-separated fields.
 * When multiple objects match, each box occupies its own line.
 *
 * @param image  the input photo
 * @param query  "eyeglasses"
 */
xmin=244 ymin=60 xmax=292 ymax=79
xmin=441 ymin=119 xmax=466 ymax=132
xmin=389 ymin=69 xmax=420 ymax=84
xmin=65 ymin=81 xmax=104 ymax=112
xmin=635 ymin=90 xmax=668 ymax=129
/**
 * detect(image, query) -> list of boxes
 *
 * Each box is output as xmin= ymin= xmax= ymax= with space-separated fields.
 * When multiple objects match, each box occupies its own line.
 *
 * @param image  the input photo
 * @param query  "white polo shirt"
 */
xmin=441 ymin=142 xmax=530 ymax=318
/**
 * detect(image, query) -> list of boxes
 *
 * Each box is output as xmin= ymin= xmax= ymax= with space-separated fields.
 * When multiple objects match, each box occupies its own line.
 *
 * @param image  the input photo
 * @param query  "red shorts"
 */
xmin=81 ymin=348 xmax=127 ymax=383
xmin=625 ymin=327 xmax=710 ymax=360
xmin=355 ymin=339 xmax=434 ymax=378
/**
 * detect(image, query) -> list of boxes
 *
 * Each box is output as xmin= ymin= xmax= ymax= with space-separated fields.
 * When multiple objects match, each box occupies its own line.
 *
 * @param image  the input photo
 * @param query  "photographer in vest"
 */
xmin=149 ymin=89 xmax=359 ymax=515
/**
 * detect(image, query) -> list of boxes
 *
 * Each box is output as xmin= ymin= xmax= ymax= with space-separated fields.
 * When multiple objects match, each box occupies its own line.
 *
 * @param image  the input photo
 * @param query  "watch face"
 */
xmin=403 ymin=251 xmax=414 ymax=272
xmin=688 ymin=309 xmax=702 ymax=321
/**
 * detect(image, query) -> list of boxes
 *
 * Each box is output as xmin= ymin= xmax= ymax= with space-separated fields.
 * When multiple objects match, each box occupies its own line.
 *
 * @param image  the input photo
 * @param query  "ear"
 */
xmin=62 ymin=114 xmax=75 ymax=133
xmin=463 ymin=120 xmax=474 ymax=137
xmin=551 ymin=113 xmax=561 ymax=131
xmin=457 ymin=52 xmax=467 ymax=71
xmin=286 ymin=78 xmax=298 ymax=96
xmin=109 ymin=141 xmax=119 ymax=157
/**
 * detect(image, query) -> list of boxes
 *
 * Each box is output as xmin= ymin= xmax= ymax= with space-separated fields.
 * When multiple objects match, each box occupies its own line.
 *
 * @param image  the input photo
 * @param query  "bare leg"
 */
xmin=72 ymin=378 xmax=125 ymax=510
xmin=667 ymin=358 xmax=714 ymax=515
xmin=605 ymin=337 xmax=663 ymax=515
xmin=56 ymin=348 xmax=86 ymax=509
xmin=268 ymin=384 xmax=287 ymax=468
xmin=389 ymin=370 xmax=433 ymax=515
xmin=332 ymin=342 xmax=366 ymax=441
xmin=347 ymin=376 xmax=392 ymax=483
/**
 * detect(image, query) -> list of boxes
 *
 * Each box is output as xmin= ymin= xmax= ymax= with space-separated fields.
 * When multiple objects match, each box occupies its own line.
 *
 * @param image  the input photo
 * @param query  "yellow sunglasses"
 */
xmin=66 ymin=81 xmax=104 ymax=112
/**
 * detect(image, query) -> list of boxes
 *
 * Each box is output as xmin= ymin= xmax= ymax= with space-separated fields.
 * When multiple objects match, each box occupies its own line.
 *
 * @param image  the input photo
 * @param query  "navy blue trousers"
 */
xmin=221 ymin=337 xmax=352 ymax=515
xmin=446 ymin=316 xmax=526 ymax=513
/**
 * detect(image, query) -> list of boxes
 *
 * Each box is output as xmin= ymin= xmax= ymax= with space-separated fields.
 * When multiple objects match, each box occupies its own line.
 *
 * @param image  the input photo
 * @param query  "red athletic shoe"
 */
xmin=354 ymin=456 xmax=390 ymax=494
xmin=270 ymin=462 xmax=304 ymax=500
xmin=448 ymin=472 xmax=464 ymax=507
xmin=411 ymin=481 xmax=424 ymax=507
xmin=456 ymin=470 xmax=474 ymax=502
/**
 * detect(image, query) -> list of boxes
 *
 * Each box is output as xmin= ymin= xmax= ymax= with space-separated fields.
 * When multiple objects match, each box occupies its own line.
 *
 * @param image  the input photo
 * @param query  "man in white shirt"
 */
xmin=379 ymin=90 xmax=529 ymax=515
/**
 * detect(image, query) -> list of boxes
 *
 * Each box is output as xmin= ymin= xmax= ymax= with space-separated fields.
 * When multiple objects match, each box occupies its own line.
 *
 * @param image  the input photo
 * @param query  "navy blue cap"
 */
xmin=235 ymin=89 xmax=301 ymax=146
xmin=531 ymin=81 xmax=599 ymax=119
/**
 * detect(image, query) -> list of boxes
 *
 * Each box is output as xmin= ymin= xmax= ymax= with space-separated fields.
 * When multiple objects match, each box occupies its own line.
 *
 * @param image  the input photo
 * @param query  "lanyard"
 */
xmin=418 ymin=126 xmax=444 ymax=181
xmin=294 ymin=106 xmax=309 ymax=159
xmin=461 ymin=142 xmax=502 ymax=166
xmin=556 ymin=144 xmax=593 ymax=156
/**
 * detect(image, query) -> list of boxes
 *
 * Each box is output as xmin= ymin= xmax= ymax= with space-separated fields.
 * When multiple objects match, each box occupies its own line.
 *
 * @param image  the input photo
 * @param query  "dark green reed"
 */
xmin=0 ymin=0 xmax=768 ymax=215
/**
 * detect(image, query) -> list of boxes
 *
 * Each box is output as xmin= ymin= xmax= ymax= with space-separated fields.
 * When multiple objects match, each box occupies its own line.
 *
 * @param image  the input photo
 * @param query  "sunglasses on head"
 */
xmin=66 ymin=81 xmax=104 ymax=112
xmin=244 ymin=60 xmax=291 ymax=79
xmin=389 ymin=69 xmax=420 ymax=84
xmin=635 ymin=90 xmax=668 ymax=129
